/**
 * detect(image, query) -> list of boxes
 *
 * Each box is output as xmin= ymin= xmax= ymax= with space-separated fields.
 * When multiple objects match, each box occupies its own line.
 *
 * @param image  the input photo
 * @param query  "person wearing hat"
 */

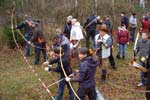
xmin=129 ymin=13 xmax=137 ymax=42
xmin=95 ymin=24 xmax=113 ymax=83
xmin=63 ymin=15 xmax=73 ymax=39
xmin=15 ymin=15 xmax=33 ymax=57
xmin=44 ymin=47 xmax=74 ymax=100
xmin=65 ymin=47 xmax=100 ymax=100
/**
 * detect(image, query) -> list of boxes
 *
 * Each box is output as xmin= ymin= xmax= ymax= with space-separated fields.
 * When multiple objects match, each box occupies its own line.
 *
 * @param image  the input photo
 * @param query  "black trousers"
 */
xmin=146 ymin=70 xmax=150 ymax=100
xmin=109 ymin=48 xmax=115 ymax=67
xmin=76 ymin=86 xmax=96 ymax=100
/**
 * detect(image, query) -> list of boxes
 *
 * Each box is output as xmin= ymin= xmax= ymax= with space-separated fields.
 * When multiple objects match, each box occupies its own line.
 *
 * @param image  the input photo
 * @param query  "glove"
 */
xmin=45 ymin=67 xmax=49 ymax=71
xmin=27 ymin=41 xmax=31 ymax=45
xmin=65 ymin=77 xmax=71 ymax=82
xmin=43 ymin=61 xmax=49 ymax=66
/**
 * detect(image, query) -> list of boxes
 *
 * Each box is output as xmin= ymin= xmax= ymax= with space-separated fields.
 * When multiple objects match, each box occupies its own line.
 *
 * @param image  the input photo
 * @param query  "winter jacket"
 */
xmin=16 ymin=21 xmax=32 ymax=34
xmin=136 ymin=39 xmax=150 ymax=63
xmin=141 ymin=20 xmax=150 ymax=32
xmin=117 ymin=29 xmax=129 ymax=44
xmin=95 ymin=33 xmax=112 ymax=58
xmin=63 ymin=22 xmax=72 ymax=39
xmin=30 ymin=26 xmax=44 ymax=43
xmin=49 ymin=55 xmax=72 ymax=77
xmin=121 ymin=16 xmax=129 ymax=29
xmin=84 ymin=15 xmax=97 ymax=31
xmin=70 ymin=22 xmax=84 ymax=40
xmin=71 ymin=56 xmax=99 ymax=88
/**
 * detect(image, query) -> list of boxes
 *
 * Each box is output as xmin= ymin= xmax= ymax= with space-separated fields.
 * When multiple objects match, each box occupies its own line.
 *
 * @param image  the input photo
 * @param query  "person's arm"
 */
xmin=16 ymin=22 xmax=25 ymax=29
xmin=71 ymin=63 xmax=87 ymax=82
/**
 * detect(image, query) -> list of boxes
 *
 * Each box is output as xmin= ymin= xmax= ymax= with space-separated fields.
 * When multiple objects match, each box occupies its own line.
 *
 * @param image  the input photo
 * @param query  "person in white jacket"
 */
xmin=70 ymin=18 xmax=84 ymax=49
xmin=95 ymin=24 xmax=112 ymax=83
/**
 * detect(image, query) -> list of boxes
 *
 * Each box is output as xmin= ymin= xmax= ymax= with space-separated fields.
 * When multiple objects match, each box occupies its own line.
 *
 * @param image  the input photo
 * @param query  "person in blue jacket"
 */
xmin=65 ymin=47 xmax=100 ymax=100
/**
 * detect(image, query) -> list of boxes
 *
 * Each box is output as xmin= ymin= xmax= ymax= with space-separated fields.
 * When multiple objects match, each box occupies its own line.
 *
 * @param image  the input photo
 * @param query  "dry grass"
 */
xmin=0 ymin=42 xmax=147 ymax=100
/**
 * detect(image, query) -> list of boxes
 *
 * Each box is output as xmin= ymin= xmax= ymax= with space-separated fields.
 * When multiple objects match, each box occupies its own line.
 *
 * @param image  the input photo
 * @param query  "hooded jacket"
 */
xmin=71 ymin=56 xmax=99 ymax=88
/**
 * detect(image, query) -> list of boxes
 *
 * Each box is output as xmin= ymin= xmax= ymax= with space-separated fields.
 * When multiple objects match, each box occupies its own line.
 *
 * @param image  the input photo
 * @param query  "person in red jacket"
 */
xmin=116 ymin=24 xmax=129 ymax=59
xmin=141 ymin=17 xmax=150 ymax=32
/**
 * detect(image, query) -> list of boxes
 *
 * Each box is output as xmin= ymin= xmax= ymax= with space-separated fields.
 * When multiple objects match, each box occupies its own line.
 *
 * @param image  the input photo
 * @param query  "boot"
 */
xmin=116 ymin=55 xmax=121 ymax=59
xmin=100 ymin=69 xmax=107 ymax=84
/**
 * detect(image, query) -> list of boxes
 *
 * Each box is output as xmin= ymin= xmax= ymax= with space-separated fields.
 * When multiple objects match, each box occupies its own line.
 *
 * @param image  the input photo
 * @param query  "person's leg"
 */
xmin=122 ymin=44 xmax=127 ymax=59
xmin=76 ymin=87 xmax=86 ymax=100
xmin=34 ymin=44 xmax=40 ymax=65
xmin=66 ymin=82 xmax=74 ymax=100
xmin=25 ymin=42 xmax=30 ymax=57
xmin=56 ymin=78 xmax=66 ymax=100
xmin=91 ymin=30 xmax=96 ymax=50
xmin=88 ymin=86 xmax=97 ymax=100
xmin=41 ymin=43 xmax=47 ymax=62
xmin=117 ymin=44 xmax=121 ymax=59
xmin=86 ymin=30 xmax=90 ymax=48
xmin=109 ymin=48 xmax=116 ymax=69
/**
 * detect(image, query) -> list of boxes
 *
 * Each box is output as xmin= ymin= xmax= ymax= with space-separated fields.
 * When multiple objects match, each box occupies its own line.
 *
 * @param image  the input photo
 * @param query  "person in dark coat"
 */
xmin=29 ymin=21 xmax=47 ymax=65
xmin=63 ymin=15 xmax=73 ymax=39
xmin=15 ymin=16 xmax=33 ymax=57
xmin=84 ymin=15 xmax=100 ymax=50
xmin=44 ymin=47 xmax=74 ymax=100
xmin=121 ymin=12 xmax=129 ymax=29
xmin=65 ymin=48 xmax=100 ymax=100
xmin=146 ymin=49 xmax=150 ymax=100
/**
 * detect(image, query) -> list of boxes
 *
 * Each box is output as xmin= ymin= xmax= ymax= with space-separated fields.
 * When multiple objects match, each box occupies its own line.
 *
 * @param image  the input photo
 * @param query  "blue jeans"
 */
xmin=117 ymin=44 xmax=127 ymax=57
xmin=25 ymin=33 xmax=32 ymax=56
xmin=34 ymin=42 xmax=47 ymax=65
xmin=56 ymin=76 xmax=74 ymax=100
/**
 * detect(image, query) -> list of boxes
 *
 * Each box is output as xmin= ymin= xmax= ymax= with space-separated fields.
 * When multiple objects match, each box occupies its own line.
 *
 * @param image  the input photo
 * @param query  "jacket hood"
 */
xmin=84 ymin=56 xmax=100 ymax=68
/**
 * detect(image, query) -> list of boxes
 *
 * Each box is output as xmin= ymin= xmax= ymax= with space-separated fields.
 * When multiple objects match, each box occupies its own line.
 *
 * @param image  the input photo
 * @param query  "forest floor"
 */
xmin=0 ymin=33 xmax=147 ymax=100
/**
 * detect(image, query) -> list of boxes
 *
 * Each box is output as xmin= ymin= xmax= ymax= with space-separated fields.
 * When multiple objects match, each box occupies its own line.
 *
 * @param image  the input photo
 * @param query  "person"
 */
xmin=135 ymin=31 xmax=150 ymax=86
xmin=65 ymin=47 xmax=100 ymax=100
xmin=63 ymin=15 xmax=73 ymax=39
xmin=141 ymin=16 xmax=150 ymax=32
xmin=129 ymin=13 xmax=137 ymax=42
xmin=121 ymin=12 xmax=129 ymax=29
xmin=104 ymin=15 xmax=113 ymax=34
xmin=84 ymin=15 xmax=100 ymax=50
xmin=146 ymin=49 xmax=150 ymax=100
xmin=116 ymin=24 xmax=129 ymax=59
xmin=70 ymin=18 xmax=84 ymax=49
xmin=15 ymin=15 xmax=33 ymax=57
xmin=54 ymin=28 xmax=71 ymax=57
xmin=95 ymin=24 xmax=112 ymax=83
xmin=29 ymin=21 xmax=47 ymax=65
xmin=44 ymin=47 xmax=74 ymax=100
xmin=104 ymin=16 xmax=116 ymax=69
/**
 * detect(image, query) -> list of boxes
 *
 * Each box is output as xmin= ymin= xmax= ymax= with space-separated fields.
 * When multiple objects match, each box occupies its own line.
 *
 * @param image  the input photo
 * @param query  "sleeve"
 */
xmin=16 ymin=22 xmax=25 ymax=29
xmin=71 ymin=63 xmax=87 ymax=82
xmin=49 ymin=57 xmax=59 ymax=65
xmin=105 ymin=36 xmax=112 ymax=48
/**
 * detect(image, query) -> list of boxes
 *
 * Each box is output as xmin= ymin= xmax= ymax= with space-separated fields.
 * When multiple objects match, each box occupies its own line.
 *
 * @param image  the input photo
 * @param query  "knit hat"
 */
xmin=67 ymin=15 xmax=73 ymax=21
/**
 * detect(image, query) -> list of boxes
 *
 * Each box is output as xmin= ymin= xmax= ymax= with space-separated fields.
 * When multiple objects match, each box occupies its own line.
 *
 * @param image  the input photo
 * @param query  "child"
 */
xmin=116 ymin=24 xmax=129 ymax=59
